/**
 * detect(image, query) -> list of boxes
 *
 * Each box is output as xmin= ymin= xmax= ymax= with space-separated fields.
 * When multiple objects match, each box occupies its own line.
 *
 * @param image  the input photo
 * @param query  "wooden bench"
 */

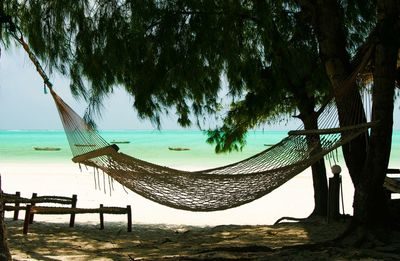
xmin=22 ymin=204 xmax=132 ymax=234
xmin=384 ymin=168 xmax=400 ymax=199
xmin=384 ymin=177 xmax=400 ymax=194
xmin=383 ymin=169 xmax=400 ymax=190
xmin=3 ymin=192 xmax=77 ymax=222
xmin=3 ymin=192 xmax=132 ymax=234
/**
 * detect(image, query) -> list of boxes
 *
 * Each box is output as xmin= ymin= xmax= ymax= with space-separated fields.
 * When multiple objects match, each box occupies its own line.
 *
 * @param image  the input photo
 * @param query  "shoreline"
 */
xmin=2 ymin=160 xmax=400 ymax=260
xmin=1 ymin=161 xmax=356 ymax=226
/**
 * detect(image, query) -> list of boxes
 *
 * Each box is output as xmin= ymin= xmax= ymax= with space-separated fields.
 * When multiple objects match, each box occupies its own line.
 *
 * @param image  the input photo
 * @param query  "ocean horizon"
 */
xmin=0 ymin=129 xmax=289 ymax=168
xmin=1 ymin=129 xmax=399 ymax=226
xmin=1 ymin=129 xmax=399 ymax=165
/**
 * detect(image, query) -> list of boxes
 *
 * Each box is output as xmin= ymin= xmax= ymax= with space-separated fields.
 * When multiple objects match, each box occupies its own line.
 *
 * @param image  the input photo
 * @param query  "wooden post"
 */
xmin=69 ymin=194 xmax=77 ymax=227
xmin=328 ymin=165 xmax=342 ymax=223
xmin=127 ymin=205 xmax=132 ymax=232
xmin=0 ymin=175 xmax=12 ymax=259
xmin=99 ymin=204 xmax=104 ymax=230
xmin=13 ymin=191 xmax=21 ymax=220
xmin=0 ymin=175 xmax=12 ymax=260
xmin=29 ymin=193 xmax=37 ymax=224
xmin=23 ymin=205 xmax=32 ymax=235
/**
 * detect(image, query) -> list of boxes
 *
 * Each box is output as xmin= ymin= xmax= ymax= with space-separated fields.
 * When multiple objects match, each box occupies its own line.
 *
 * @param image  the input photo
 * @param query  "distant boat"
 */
xmin=34 ymin=147 xmax=61 ymax=151
xmin=264 ymin=144 xmax=274 ymax=147
xmin=168 ymin=147 xmax=190 ymax=151
xmin=111 ymin=140 xmax=130 ymax=144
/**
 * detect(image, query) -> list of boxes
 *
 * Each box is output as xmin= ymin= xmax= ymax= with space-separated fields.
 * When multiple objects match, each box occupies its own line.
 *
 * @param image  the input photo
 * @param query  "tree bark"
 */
xmin=305 ymin=120 xmax=328 ymax=217
xmin=257 ymin=1 xmax=330 ymax=217
xmin=315 ymin=0 xmax=368 ymax=186
xmin=297 ymin=0 xmax=368 ymax=185
xmin=352 ymin=0 xmax=398 ymax=228
xmin=297 ymin=102 xmax=328 ymax=217
xmin=299 ymin=0 xmax=399 ymax=235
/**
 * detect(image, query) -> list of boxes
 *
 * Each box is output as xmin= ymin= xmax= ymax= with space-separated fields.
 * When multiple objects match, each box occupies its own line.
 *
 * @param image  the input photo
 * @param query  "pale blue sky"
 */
xmin=0 ymin=47 xmax=193 ymax=130
xmin=0 ymin=46 xmax=398 ymax=131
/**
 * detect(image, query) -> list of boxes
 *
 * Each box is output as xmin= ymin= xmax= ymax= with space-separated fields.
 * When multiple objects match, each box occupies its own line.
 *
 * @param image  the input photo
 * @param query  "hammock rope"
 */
xmin=46 ymin=72 xmax=371 ymax=211
xmin=9 ymin=22 xmax=374 ymax=211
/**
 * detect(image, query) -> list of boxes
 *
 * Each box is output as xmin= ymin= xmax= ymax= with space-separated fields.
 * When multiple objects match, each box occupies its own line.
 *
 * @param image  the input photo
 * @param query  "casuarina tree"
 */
xmin=1 ymin=0 xmax=399 ymax=244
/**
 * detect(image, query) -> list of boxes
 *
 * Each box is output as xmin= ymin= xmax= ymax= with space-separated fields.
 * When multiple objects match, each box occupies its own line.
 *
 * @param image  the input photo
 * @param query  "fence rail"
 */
xmin=2 ymin=191 xmax=132 ymax=235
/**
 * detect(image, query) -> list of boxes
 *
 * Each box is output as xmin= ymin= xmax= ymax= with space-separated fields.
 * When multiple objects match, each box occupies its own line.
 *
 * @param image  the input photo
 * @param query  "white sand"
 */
xmin=5 ymin=162 xmax=400 ymax=261
xmin=1 ymin=161 xmax=355 ymax=226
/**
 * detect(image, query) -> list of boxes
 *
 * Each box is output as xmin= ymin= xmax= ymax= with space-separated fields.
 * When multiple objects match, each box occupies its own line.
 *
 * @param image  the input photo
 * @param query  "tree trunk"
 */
xmin=315 ymin=0 xmax=368 ymax=186
xmin=298 ymin=0 xmax=369 ymax=217
xmin=299 ymin=0 xmax=399 ymax=238
xmin=308 ymin=139 xmax=328 ymax=217
xmin=0 ymin=177 xmax=11 ymax=261
xmin=298 ymin=0 xmax=368 ymax=185
xmin=257 ymin=1 xmax=330 ymax=218
xmin=352 ymin=0 xmax=398 ymax=229
xmin=298 ymin=108 xmax=328 ymax=217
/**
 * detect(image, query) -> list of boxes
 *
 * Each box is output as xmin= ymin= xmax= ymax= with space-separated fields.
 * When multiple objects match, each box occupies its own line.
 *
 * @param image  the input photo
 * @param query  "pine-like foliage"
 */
xmin=1 ymin=0 xmax=375 ymax=151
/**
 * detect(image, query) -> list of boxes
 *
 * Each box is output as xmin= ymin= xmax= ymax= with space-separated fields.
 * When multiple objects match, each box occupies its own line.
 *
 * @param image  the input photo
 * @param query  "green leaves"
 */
xmin=1 ymin=0 xmax=373 ymax=152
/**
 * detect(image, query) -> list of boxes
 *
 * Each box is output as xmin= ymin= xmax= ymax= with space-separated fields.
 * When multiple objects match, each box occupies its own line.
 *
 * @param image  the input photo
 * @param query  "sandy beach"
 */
xmin=5 ymin=218 xmax=347 ymax=260
xmin=1 ymin=161 xmax=399 ymax=260
xmin=0 ymin=161 xmax=357 ymax=226
xmin=5 ymin=218 xmax=400 ymax=260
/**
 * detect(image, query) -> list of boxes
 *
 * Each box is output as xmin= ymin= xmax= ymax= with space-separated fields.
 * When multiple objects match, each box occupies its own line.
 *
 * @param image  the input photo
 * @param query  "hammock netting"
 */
xmin=10 ymin=26 xmax=374 ymax=212
xmin=49 ymin=88 xmax=373 ymax=211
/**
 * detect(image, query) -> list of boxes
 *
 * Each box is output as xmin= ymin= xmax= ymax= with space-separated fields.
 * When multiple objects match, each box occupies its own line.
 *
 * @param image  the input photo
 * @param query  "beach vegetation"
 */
xmin=1 ymin=0 xmax=399 ymax=246
xmin=0 ymin=0 xmax=333 ymax=218
xmin=296 ymin=0 xmax=399 ymax=244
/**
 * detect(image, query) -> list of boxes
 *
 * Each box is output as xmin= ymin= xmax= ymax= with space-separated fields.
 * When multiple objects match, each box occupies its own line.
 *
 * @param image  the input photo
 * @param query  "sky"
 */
xmin=0 ymin=45 xmax=399 ymax=131
xmin=0 ymin=47 xmax=192 ymax=130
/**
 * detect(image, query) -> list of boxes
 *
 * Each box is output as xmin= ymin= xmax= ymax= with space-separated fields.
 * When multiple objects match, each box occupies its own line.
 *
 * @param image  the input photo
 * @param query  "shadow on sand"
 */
xmin=5 ymin=217 xmax=364 ymax=260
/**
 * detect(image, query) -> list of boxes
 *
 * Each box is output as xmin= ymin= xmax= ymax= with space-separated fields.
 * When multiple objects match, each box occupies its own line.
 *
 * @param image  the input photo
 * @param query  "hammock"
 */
xmin=13 ymin=31 xmax=374 ymax=212
xmin=49 ymin=87 xmax=373 ymax=211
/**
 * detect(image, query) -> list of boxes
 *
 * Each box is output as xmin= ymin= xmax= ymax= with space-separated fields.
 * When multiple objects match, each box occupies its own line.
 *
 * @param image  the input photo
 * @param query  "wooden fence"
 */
xmin=2 ymin=192 xmax=132 ymax=234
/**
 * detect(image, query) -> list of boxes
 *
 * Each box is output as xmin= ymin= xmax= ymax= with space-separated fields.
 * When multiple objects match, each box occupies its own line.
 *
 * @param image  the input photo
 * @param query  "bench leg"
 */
xmin=13 ymin=191 xmax=20 ymax=220
xmin=29 ymin=193 xmax=37 ymax=224
xmin=127 ymin=205 xmax=132 ymax=232
xmin=99 ymin=204 xmax=104 ymax=230
xmin=23 ymin=205 xmax=32 ymax=235
xmin=69 ymin=194 xmax=77 ymax=227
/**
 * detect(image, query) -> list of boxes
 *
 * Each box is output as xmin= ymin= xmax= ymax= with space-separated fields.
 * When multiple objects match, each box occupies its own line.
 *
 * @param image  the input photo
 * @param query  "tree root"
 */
xmin=273 ymin=213 xmax=334 ymax=225
xmin=273 ymin=216 xmax=309 ymax=225
xmin=199 ymin=245 xmax=274 ymax=253
xmin=333 ymin=218 xmax=400 ymax=248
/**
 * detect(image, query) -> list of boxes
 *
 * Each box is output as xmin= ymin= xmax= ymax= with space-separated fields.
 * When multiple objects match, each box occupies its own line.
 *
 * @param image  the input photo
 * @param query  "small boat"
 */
xmin=34 ymin=147 xmax=61 ymax=151
xmin=74 ymin=144 xmax=97 ymax=147
xmin=111 ymin=140 xmax=130 ymax=144
xmin=168 ymin=147 xmax=190 ymax=151
xmin=264 ymin=144 xmax=274 ymax=147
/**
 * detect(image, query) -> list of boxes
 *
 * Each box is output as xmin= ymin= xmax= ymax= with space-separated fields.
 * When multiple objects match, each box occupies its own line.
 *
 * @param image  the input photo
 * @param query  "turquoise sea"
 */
xmin=1 ymin=130 xmax=399 ymax=226
xmin=0 ymin=130 xmax=289 ymax=169
xmin=0 ymin=130 xmax=399 ymax=168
